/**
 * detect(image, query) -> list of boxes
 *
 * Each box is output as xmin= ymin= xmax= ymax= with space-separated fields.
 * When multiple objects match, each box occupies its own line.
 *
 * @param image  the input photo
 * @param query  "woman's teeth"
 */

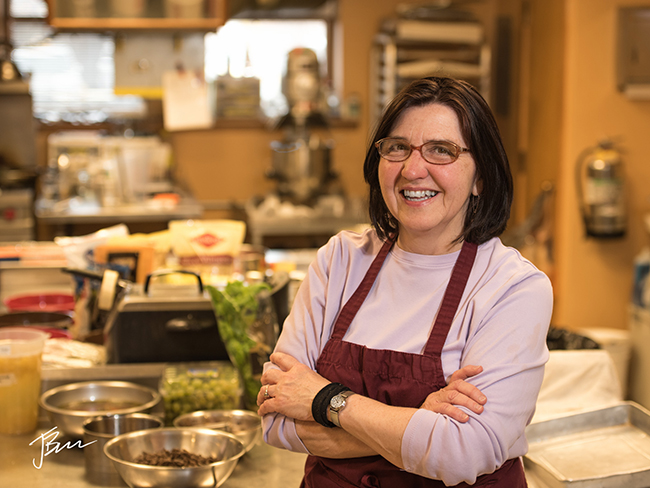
xmin=402 ymin=190 xmax=438 ymax=201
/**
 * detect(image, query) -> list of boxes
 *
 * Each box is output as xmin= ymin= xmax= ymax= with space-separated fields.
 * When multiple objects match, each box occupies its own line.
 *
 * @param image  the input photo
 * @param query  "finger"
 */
xmin=448 ymin=365 xmax=483 ymax=383
xmin=447 ymin=379 xmax=487 ymax=406
xmin=260 ymin=368 xmax=282 ymax=386
xmin=436 ymin=403 xmax=471 ymax=423
xmin=256 ymin=384 xmax=271 ymax=406
xmin=443 ymin=388 xmax=484 ymax=415
xmin=270 ymin=352 xmax=299 ymax=371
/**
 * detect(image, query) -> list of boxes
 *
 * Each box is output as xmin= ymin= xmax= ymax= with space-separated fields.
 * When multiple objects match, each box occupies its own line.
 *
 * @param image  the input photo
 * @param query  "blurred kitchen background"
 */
xmin=2 ymin=0 xmax=650 ymax=410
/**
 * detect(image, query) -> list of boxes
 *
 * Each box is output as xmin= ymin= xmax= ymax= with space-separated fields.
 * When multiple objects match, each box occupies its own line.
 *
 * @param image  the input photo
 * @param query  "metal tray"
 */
xmin=524 ymin=402 xmax=650 ymax=488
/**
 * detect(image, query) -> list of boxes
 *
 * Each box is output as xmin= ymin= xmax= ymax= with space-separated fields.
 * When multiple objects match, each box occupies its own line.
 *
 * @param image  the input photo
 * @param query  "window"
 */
xmin=7 ymin=0 xmax=331 ymax=123
xmin=9 ymin=0 xmax=145 ymax=123
xmin=205 ymin=19 xmax=328 ymax=118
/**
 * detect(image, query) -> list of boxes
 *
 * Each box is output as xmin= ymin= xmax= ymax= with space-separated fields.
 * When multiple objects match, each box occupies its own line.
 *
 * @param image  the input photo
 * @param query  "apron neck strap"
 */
xmin=424 ymin=240 xmax=478 ymax=357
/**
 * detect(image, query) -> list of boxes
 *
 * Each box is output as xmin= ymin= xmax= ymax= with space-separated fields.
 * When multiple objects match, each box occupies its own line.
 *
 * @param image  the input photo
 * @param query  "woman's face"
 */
xmin=378 ymin=103 xmax=480 ymax=255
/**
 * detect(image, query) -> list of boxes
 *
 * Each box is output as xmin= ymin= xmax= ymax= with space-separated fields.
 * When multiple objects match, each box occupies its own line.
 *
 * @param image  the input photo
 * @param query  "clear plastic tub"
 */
xmin=0 ymin=328 xmax=48 ymax=434
xmin=159 ymin=361 xmax=243 ymax=425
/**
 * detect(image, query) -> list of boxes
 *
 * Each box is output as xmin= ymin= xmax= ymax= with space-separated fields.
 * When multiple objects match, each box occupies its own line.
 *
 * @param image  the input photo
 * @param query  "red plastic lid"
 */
xmin=4 ymin=293 xmax=75 ymax=312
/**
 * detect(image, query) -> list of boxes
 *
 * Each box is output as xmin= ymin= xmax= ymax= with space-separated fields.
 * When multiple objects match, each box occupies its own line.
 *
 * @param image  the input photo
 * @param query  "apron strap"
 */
xmin=330 ymin=238 xmax=394 ymax=340
xmin=424 ymin=241 xmax=478 ymax=357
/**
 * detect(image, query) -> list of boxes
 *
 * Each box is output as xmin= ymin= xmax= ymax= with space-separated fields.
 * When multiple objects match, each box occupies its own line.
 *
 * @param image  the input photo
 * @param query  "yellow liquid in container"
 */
xmin=0 ymin=353 xmax=42 ymax=435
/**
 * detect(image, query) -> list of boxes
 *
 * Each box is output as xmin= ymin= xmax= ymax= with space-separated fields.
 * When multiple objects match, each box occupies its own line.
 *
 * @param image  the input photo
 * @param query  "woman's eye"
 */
xmin=388 ymin=142 xmax=408 ymax=153
xmin=430 ymin=144 xmax=454 ymax=156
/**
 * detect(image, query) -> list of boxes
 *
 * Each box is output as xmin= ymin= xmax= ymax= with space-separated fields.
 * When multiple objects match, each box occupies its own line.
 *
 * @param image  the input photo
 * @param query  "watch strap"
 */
xmin=330 ymin=390 xmax=356 ymax=428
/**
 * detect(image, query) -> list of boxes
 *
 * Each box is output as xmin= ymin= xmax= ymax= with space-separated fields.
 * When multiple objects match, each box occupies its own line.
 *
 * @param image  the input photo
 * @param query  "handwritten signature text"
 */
xmin=29 ymin=426 xmax=97 ymax=469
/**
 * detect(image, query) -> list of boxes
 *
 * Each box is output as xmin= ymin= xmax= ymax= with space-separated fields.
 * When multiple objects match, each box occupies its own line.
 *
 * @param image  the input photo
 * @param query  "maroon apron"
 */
xmin=300 ymin=239 xmax=527 ymax=488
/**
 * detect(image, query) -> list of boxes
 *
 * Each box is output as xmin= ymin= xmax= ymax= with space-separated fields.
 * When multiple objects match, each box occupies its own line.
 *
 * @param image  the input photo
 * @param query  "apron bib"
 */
xmin=300 ymin=239 xmax=527 ymax=488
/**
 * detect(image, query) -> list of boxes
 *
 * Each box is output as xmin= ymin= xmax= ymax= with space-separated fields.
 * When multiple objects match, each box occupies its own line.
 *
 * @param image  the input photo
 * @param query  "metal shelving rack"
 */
xmin=369 ymin=17 xmax=491 ymax=123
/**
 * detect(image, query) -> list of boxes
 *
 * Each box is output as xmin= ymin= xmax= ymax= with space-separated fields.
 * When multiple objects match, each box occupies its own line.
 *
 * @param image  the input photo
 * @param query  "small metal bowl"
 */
xmin=104 ymin=427 xmax=245 ymax=488
xmin=173 ymin=409 xmax=262 ymax=453
xmin=40 ymin=381 xmax=161 ymax=438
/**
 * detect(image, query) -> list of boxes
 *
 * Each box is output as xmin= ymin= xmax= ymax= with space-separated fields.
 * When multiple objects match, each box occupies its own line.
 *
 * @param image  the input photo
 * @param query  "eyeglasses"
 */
xmin=375 ymin=137 xmax=470 ymax=165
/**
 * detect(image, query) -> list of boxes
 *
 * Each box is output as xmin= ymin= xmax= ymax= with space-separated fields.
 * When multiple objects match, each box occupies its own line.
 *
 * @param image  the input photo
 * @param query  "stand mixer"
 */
xmin=266 ymin=47 xmax=341 ymax=206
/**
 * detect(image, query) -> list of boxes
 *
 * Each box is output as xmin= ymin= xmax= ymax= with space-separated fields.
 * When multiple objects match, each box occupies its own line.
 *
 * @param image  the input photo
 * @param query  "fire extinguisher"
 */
xmin=576 ymin=139 xmax=627 ymax=238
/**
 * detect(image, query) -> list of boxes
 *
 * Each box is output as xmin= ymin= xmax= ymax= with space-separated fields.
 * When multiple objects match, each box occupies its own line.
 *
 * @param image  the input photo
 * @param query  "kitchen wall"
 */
xmin=547 ymin=0 xmax=650 ymax=332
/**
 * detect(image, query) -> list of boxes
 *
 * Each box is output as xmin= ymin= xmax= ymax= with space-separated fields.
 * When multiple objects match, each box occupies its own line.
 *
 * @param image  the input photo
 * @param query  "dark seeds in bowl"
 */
xmin=133 ymin=448 xmax=219 ymax=467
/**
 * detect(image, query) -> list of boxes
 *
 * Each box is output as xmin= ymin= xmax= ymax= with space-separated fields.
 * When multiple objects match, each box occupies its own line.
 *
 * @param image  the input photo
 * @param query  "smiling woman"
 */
xmin=256 ymin=77 xmax=553 ymax=487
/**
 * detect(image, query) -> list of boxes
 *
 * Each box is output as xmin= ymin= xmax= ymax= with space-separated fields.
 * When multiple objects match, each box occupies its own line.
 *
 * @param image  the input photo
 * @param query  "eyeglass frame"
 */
xmin=374 ymin=137 xmax=471 ymax=165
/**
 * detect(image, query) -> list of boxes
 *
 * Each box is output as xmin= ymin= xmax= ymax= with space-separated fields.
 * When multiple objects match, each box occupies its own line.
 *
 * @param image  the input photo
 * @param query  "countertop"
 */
xmin=34 ymin=194 xmax=203 ymax=225
xmin=0 ymin=425 xmax=308 ymax=488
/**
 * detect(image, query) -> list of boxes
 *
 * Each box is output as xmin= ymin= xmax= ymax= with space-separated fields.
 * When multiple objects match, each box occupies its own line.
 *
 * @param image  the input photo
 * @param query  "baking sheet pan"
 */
xmin=524 ymin=402 xmax=650 ymax=488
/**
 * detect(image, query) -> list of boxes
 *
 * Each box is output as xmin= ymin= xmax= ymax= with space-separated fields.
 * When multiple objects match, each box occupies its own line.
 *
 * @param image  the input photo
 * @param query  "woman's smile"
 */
xmin=402 ymin=189 xmax=439 ymax=202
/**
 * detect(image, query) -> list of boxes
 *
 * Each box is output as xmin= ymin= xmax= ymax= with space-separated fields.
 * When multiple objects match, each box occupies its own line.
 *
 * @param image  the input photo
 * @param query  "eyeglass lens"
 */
xmin=376 ymin=138 xmax=464 ymax=164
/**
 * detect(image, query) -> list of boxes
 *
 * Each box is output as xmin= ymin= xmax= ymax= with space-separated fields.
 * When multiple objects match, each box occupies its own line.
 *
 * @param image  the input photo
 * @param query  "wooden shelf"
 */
xmin=45 ymin=0 xmax=227 ymax=31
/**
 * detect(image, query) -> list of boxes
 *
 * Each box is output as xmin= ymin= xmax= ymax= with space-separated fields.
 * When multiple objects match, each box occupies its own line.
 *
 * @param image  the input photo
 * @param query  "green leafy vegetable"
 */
xmin=207 ymin=281 xmax=272 ymax=410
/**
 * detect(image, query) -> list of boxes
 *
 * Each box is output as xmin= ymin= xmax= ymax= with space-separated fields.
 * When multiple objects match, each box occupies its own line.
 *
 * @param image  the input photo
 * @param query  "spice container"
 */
xmin=159 ymin=361 xmax=242 ymax=425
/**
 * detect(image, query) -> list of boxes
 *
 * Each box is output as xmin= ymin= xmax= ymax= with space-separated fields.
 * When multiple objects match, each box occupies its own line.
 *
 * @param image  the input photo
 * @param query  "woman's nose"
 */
xmin=401 ymin=150 xmax=430 ymax=180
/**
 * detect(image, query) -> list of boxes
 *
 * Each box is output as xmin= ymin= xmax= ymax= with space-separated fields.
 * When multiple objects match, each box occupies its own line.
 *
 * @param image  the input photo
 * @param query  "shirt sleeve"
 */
xmin=261 ymin=235 xmax=344 ymax=452
xmin=401 ymin=269 xmax=553 ymax=485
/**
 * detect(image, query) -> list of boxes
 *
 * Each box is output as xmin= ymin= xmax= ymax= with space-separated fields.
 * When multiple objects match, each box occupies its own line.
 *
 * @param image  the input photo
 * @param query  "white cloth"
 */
xmin=532 ymin=350 xmax=623 ymax=423
xmin=263 ymin=228 xmax=553 ymax=485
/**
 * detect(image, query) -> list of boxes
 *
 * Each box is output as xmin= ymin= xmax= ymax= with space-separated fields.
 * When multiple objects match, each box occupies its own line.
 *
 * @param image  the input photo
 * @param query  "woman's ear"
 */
xmin=472 ymin=178 xmax=483 ymax=197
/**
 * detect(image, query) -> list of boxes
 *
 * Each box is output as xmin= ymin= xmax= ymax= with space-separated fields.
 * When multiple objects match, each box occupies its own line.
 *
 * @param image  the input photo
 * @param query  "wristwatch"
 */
xmin=329 ymin=390 xmax=356 ymax=428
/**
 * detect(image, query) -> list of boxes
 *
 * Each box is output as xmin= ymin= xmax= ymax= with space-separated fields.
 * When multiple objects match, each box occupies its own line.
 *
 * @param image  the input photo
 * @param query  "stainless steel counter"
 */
xmin=34 ymin=196 xmax=203 ymax=225
xmin=0 ymin=425 xmax=308 ymax=488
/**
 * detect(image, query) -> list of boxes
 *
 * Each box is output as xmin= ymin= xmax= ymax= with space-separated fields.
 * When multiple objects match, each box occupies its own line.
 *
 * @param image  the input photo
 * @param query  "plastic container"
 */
xmin=0 ymin=328 xmax=49 ymax=434
xmin=110 ymin=0 xmax=146 ymax=17
xmin=165 ymin=0 xmax=204 ymax=18
xmin=159 ymin=361 xmax=242 ymax=425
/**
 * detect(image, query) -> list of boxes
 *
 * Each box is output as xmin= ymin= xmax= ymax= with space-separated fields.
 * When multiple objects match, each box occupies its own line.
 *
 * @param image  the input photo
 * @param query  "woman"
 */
xmin=257 ymin=77 xmax=553 ymax=487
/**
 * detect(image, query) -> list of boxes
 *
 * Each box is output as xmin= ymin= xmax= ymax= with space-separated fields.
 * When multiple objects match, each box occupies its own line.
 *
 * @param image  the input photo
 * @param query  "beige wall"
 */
xmin=551 ymin=0 xmax=650 ymax=330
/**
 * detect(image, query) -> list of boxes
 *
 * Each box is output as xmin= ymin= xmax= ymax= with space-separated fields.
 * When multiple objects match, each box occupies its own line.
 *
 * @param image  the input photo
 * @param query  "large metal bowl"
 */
xmin=40 ymin=381 xmax=161 ymax=438
xmin=173 ymin=409 xmax=262 ymax=453
xmin=104 ymin=427 xmax=245 ymax=488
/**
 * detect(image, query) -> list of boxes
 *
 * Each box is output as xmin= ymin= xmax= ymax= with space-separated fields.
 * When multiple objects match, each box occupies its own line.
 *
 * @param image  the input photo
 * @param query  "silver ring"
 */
xmin=264 ymin=385 xmax=270 ymax=399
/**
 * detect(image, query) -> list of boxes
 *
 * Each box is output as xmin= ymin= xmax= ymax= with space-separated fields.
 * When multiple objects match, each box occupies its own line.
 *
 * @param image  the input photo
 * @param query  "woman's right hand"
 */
xmin=420 ymin=365 xmax=486 ymax=422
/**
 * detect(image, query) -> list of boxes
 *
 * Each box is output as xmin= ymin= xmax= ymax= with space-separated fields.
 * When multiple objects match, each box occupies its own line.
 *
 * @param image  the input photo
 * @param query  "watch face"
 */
xmin=330 ymin=395 xmax=346 ymax=410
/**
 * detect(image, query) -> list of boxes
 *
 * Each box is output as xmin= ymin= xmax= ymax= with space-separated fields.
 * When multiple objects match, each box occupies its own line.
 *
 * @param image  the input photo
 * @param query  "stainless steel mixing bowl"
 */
xmin=40 ymin=381 xmax=161 ymax=438
xmin=173 ymin=409 xmax=262 ymax=453
xmin=103 ymin=427 xmax=245 ymax=488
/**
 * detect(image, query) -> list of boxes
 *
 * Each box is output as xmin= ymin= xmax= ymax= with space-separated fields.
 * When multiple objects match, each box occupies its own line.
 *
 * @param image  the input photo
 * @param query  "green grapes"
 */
xmin=160 ymin=362 xmax=242 ymax=425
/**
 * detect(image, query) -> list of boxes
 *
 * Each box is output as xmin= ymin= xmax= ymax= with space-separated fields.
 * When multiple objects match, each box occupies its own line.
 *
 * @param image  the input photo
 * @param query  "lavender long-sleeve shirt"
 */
xmin=263 ymin=229 xmax=553 ymax=485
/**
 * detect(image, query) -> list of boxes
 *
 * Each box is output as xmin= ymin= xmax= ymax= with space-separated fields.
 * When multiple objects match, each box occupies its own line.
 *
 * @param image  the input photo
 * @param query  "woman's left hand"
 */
xmin=257 ymin=352 xmax=330 ymax=420
xmin=420 ymin=365 xmax=486 ymax=422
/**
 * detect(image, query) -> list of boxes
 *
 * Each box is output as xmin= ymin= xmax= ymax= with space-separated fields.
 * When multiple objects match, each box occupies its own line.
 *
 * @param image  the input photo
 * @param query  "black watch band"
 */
xmin=311 ymin=383 xmax=350 ymax=428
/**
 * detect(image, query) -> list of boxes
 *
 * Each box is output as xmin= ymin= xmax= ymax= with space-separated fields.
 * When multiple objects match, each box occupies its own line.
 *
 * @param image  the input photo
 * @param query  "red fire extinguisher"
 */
xmin=576 ymin=139 xmax=627 ymax=238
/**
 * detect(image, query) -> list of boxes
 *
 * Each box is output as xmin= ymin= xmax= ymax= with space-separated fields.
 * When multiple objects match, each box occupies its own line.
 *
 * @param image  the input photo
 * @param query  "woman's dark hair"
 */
xmin=363 ymin=77 xmax=513 ymax=245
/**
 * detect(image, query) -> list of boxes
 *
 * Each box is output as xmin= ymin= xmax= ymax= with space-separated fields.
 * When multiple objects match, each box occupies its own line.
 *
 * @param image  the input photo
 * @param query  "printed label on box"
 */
xmin=0 ymin=373 xmax=17 ymax=387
